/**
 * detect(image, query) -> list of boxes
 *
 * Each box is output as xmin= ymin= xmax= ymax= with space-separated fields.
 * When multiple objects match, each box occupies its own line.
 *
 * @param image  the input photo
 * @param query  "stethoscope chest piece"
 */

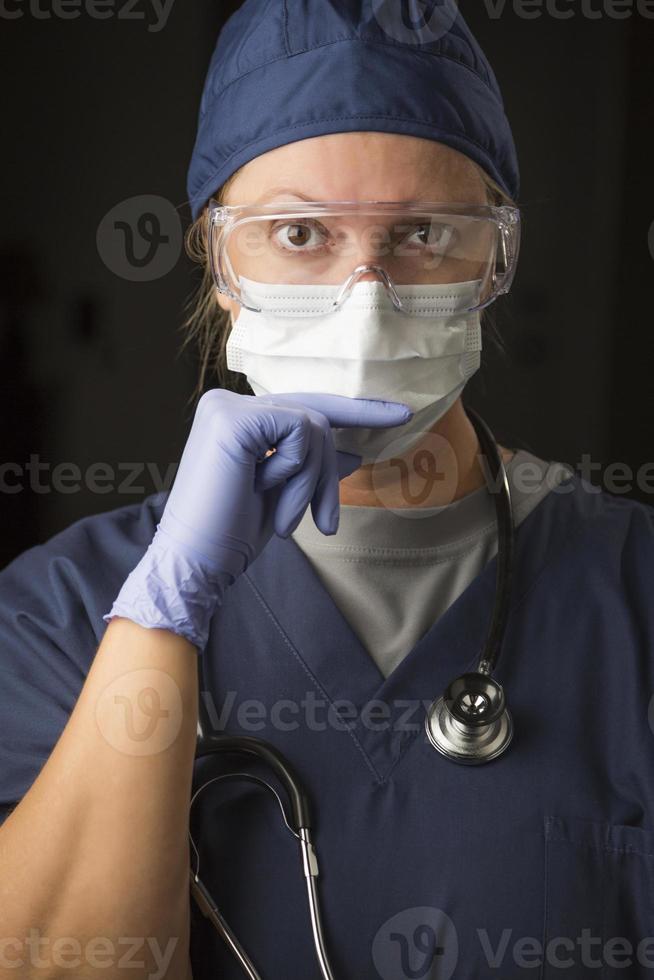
xmin=425 ymin=671 xmax=513 ymax=765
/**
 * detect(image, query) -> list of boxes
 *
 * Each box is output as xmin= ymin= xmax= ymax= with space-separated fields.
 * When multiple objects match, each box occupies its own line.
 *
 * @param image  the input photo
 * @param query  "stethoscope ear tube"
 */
xmin=189 ymin=871 xmax=263 ymax=980
xmin=194 ymin=732 xmax=312 ymax=832
xmin=190 ymin=729 xmax=338 ymax=979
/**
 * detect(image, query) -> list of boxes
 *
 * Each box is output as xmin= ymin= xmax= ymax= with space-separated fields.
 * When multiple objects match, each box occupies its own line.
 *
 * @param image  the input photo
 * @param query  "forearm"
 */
xmin=0 ymin=617 xmax=198 ymax=979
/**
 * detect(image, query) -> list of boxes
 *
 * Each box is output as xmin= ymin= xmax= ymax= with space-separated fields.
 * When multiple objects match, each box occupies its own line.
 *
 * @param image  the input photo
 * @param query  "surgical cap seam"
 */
xmin=191 ymin=113 xmax=507 ymax=211
xmin=200 ymin=37 xmax=497 ymax=120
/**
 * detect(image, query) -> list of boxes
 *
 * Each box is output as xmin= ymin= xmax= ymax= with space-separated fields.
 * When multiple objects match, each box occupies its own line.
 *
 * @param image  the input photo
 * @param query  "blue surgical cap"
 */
xmin=187 ymin=0 xmax=520 ymax=220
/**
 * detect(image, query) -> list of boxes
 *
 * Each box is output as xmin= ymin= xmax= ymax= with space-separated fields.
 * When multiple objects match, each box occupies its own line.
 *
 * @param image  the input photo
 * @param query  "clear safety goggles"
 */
xmin=208 ymin=200 xmax=521 ymax=317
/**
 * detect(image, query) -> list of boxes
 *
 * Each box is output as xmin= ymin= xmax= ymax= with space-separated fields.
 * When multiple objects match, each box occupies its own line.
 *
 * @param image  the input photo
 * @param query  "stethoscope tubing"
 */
xmin=466 ymin=406 xmax=515 ymax=673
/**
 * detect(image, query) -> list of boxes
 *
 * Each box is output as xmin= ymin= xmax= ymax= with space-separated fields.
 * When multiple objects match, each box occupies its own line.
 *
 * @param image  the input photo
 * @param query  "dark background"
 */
xmin=1 ymin=0 xmax=653 ymax=569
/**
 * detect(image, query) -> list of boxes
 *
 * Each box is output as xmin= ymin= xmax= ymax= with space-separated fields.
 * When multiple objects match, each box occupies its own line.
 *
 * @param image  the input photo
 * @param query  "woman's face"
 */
xmin=215 ymin=131 xmax=488 ymax=318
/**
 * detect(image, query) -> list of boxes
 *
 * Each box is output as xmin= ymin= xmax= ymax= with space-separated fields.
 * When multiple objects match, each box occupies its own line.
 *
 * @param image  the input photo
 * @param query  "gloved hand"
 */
xmin=103 ymin=389 xmax=412 ymax=651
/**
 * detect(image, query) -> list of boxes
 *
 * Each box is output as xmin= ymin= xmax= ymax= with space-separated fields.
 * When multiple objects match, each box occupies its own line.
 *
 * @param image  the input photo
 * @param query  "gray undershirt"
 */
xmin=291 ymin=450 xmax=573 ymax=678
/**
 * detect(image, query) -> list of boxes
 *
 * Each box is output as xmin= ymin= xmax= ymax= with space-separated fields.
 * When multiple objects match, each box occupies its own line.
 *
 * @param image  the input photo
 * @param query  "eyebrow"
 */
xmin=253 ymin=186 xmax=315 ymax=204
xmin=250 ymin=187 xmax=453 ymax=206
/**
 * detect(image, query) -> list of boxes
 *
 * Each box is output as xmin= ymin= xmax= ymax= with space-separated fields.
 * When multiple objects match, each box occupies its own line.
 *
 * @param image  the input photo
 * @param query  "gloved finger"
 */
xmin=308 ymin=426 xmax=342 ymax=535
xmin=277 ymin=407 xmax=342 ymax=535
xmin=274 ymin=421 xmax=325 ymax=538
xmin=254 ymin=403 xmax=355 ymax=492
xmin=336 ymin=451 xmax=363 ymax=480
xmin=255 ymin=445 xmax=304 ymax=491
xmin=256 ymin=391 xmax=413 ymax=430
xmin=250 ymin=406 xmax=313 ymax=489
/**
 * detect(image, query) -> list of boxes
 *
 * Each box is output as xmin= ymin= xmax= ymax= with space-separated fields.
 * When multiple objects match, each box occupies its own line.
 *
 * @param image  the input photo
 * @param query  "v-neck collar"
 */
xmin=242 ymin=475 xmax=585 ymax=782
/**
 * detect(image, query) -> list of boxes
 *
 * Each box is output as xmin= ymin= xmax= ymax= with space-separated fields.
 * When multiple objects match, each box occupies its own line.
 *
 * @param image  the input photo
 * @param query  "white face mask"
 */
xmin=225 ymin=277 xmax=482 ymax=464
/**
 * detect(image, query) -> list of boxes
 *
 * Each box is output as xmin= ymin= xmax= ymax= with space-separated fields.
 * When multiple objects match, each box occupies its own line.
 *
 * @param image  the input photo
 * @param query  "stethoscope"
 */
xmin=189 ymin=407 xmax=515 ymax=979
xmin=424 ymin=406 xmax=515 ymax=764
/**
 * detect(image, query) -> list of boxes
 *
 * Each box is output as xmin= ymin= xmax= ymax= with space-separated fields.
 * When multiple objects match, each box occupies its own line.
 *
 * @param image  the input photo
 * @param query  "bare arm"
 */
xmin=0 ymin=617 xmax=197 ymax=980
xmin=0 ymin=389 xmax=392 ymax=979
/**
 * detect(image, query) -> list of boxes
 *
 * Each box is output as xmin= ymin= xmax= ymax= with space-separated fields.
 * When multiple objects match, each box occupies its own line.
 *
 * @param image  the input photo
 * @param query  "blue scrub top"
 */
xmin=1 ymin=475 xmax=654 ymax=979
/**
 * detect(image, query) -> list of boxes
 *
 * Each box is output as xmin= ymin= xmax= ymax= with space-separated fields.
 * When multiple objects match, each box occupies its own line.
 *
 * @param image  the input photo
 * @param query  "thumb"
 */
xmin=336 ymin=451 xmax=363 ymax=480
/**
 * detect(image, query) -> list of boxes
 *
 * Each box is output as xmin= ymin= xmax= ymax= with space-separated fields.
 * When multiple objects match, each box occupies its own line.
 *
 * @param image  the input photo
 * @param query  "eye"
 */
xmin=405 ymin=221 xmax=458 ymax=254
xmin=271 ymin=220 xmax=329 ymax=252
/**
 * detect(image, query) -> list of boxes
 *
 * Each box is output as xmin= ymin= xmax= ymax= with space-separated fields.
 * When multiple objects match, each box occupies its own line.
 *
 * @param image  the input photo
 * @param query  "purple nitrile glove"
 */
xmin=103 ymin=388 xmax=412 ymax=652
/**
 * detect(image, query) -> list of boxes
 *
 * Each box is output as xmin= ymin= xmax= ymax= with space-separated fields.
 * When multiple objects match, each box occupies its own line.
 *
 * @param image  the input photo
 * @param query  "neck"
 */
xmin=338 ymin=400 xmax=512 ymax=509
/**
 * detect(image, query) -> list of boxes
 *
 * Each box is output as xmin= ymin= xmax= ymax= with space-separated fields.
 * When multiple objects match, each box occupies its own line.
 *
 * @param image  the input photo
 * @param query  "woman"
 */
xmin=1 ymin=2 xmax=654 ymax=979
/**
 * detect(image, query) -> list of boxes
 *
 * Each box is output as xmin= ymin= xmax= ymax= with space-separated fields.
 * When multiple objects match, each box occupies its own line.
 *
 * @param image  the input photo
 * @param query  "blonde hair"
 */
xmin=181 ymin=164 xmax=516 ymax=406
